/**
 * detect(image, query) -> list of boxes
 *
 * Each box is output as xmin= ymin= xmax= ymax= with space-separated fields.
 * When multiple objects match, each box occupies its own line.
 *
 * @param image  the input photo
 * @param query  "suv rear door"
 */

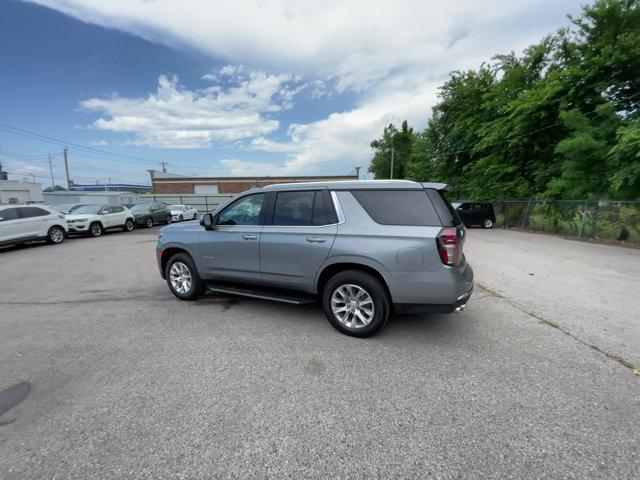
xmin=260 ymin=189 xmax=337 ymax=291
xmin=17 ymin=207 xmax=52 ymax=237
xmin=152 ymin=204 xmax=165 ymax=223
xmin=199 ymin=192 xmax=267 ymax=282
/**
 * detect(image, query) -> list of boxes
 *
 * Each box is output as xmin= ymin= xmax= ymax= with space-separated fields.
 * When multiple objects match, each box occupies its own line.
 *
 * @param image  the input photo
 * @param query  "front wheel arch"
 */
xmin=160 ymin=247 xmax=192 ymax=277
xmin=88 ymin=221 xmax=104 ymax=237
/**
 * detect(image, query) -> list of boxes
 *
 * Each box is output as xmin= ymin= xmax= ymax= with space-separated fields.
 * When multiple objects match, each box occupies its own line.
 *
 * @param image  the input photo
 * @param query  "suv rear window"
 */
xmin=426 ymin=190 xmax=463 ymax=227
xmin=351 ymin=190 xmax=441 ymax=226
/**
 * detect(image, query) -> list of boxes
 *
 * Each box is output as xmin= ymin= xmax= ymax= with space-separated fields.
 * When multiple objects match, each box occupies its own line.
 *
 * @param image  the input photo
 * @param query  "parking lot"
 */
xmin=1 ymin=227 xmax=639 ymax=479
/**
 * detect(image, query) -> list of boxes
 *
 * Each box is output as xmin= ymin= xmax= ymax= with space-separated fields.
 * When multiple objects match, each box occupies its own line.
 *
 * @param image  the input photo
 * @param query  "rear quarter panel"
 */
xmin=321 ymin=191 xmax=471 ymax=305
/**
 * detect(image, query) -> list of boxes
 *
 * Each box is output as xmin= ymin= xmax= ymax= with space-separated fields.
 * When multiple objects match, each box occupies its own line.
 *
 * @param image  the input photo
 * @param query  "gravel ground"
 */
xmin=1 ymin=226 xmax=638 ymax=479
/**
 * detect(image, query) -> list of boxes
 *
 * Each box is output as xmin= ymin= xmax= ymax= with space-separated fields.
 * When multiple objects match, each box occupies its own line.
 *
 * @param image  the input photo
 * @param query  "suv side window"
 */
xmin=18 ymin=207 xmax=50 ymax=218
xmin=0 ymin=208 xmax=19 ymax=222
xmin=351 ymin=190 xmax=441 ymax=226
xmin=111 ymin=206 xmax=124 ymax=213
xmin=273 ymin=191 xmax=315 ymax=226
xmin=218 ymin=193 xmax=265 ymax=226
xmin=312 ymin=191 xmax=329 ymax=226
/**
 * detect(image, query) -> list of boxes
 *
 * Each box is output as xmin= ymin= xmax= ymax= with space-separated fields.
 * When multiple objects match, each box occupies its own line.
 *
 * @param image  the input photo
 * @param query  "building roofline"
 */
xmin=152 ymin=174 xmax=358 ymax=181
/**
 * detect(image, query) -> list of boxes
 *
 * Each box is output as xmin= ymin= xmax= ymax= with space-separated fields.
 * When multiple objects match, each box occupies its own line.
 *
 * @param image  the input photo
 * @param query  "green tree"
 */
xmin=369 ymin=120 xmax=415 ymax=179
xmin=372 ymin=0 xmax=640 ymax=201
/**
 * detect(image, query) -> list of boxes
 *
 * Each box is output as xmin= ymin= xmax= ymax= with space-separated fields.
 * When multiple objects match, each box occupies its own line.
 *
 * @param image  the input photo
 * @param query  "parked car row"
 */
xmin=0 ymin=202 xmax=199 ymax=248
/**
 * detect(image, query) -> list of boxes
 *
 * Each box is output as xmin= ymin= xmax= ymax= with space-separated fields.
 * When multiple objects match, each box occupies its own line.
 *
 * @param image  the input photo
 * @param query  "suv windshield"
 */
xmin=132 ymin=204 xmax=152 ymax=212
xmin=73 ymin=205 xmax=104 ymax=214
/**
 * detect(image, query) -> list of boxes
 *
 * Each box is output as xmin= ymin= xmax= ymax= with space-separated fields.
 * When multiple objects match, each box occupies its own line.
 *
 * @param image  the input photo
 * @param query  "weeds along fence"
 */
xmin=493 ymin=199 xmax=640 ymax=244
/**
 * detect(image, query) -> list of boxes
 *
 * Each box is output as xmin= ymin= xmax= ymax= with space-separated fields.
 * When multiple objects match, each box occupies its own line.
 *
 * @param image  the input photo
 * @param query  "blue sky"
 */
xmin=0 ymin=0 xmax=585 ymax=186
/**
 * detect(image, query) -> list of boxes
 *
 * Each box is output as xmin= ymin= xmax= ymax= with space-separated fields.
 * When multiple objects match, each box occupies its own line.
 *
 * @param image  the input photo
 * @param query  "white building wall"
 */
xmin=0 ymin=181 xmax=44 ymax=204
xmin=194 ymin=184 xmax=219 ymax=194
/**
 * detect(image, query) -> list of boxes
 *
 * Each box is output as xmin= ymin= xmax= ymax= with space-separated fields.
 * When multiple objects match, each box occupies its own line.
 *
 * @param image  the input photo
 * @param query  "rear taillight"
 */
xmin=437 ymin=227 xmax=461 ymax=266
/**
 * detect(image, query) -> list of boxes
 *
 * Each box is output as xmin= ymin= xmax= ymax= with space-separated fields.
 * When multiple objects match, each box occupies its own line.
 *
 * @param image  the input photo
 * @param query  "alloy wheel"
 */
xmin=169 ymin=262 xmax=192 ymax=294
xmin=331 ymin=284 xmax=375 ymax=329
xmin=50 ymin=228 xmax=64 ymax=243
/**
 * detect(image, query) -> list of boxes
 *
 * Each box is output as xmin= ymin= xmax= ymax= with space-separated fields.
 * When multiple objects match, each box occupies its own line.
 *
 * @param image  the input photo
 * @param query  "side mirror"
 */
xmin=201 ymin=213 xmax=214 ymax=230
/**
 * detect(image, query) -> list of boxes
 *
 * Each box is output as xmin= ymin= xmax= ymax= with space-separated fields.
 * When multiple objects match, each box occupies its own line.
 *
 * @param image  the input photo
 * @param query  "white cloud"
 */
xmin=218 ymin=158 xmax=278 ymax=176
xmin=79 ymin=71 xmax=303 ymax=148
xmin=12 ymin=164 xmax=48 ymax=174
xmin=31 ymin=0 xmax=582 ymax=92
xmin=219 ymin=64 xmax=241 ymax=76
xmin=91 ymin=139 xmax=109 ymax=146
xmin=32 ymin=0 xmax=584 ymax=171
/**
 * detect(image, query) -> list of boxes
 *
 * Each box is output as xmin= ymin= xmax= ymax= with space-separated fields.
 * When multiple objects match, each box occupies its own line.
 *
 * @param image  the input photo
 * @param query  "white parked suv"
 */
xmin=65 ymin=204 xmax=135 ymax=237
xmin=0 ymin=204 xmax=68 ymax=247
xmin=168 ymin=204 xmax=198 ymax=221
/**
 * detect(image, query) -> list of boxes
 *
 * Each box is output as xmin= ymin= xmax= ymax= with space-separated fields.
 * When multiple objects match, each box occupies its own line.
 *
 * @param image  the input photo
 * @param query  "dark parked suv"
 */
xmin=131 ymin=203 xmax=172 ymax=228
xmin=156 ymin=180 xmax=473 ymax=337
xmin=453 ymin=202 xmax=496 ymax=228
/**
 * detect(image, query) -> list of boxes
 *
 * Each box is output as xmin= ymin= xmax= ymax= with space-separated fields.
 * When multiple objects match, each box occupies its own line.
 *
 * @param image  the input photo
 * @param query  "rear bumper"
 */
xmin=394 ymin=286 xmax=473 ymax=314
xmin=385 ymin=259 xmax=474 ymax=306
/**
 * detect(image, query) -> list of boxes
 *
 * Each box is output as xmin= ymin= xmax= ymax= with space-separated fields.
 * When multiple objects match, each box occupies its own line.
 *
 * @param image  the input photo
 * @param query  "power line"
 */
xmin=0 ymin=122 xmax=162 ymax=165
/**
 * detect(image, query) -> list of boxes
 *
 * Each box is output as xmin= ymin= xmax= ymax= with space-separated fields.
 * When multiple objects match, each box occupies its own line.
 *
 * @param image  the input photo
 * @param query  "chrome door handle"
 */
xmin=242 ymin=234 xmax=258 ymax=240
xmin=306 ymin=236 xmax=326 ymax=243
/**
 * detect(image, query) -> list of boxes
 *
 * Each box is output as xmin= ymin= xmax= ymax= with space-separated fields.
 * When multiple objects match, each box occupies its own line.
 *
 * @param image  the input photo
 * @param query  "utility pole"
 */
xmin=390 ymin=148 xmax=395 ymax=179
xmin=159 ymin=161 xmax=168 ymax=173
xmin=63 ymin=147 xmax=71 ymax=189
xmin=107 ymin=178 xmax=112 ymax=192
xmin=47 ymin=153 xmax=55 ymax=188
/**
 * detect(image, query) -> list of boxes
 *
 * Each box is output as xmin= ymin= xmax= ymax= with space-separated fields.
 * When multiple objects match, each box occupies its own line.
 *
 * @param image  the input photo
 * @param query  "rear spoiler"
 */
xmin=421 ymin=182 xmax=452 ymax=192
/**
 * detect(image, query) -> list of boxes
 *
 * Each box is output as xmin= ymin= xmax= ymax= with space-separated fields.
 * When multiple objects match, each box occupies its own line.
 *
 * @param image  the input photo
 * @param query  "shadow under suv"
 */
xmin=156 ymin=180 xmax=473 ymax=337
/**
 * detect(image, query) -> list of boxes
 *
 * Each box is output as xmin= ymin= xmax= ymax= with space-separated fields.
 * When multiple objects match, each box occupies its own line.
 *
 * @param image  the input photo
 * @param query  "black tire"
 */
xmin=179 ymin=215 xmax=183 ymax=222
xmin=165 ymin=253 xmax=206 ymax=300
xmin=123 ymin=218 xmax=134 ymax=232
xmin=166 ymin=215 xmax=172 ymax=225
xmin=145 ymin=217 xmax=154 ymax=228
xmin=481 ymin=218 xmax=494 ymax=229
xmin=321 ymin=270 xmax=390 ymax=338
xmin=88 ymin=222 xmax=103 ymax=238
xmin=47 ymin=225 xmax=65 ymax=245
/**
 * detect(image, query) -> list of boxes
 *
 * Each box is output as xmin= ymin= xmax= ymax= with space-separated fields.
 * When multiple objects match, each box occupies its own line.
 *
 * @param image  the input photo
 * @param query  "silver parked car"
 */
xmin=156 ymin=180 xmax=473 ymax=337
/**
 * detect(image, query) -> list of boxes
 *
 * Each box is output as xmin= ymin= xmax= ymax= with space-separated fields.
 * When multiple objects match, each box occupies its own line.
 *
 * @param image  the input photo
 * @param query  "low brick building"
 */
xmin=148 ymin=170 xmax=360 ymax=195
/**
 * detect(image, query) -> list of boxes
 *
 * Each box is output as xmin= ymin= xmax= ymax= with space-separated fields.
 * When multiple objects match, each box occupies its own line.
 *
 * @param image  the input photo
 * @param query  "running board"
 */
xmin=206 ymin=285 xmax=316 ymax=305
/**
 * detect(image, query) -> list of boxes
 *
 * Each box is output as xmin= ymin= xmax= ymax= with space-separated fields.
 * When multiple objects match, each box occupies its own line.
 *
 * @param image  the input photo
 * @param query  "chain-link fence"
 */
xmin=490 ymin=199 xmax=640 ymax=244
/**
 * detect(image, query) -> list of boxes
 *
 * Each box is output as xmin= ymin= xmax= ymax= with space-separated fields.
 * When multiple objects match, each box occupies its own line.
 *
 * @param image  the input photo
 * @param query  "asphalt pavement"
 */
xmin=0 ymin=226 xmax=638 ymax=479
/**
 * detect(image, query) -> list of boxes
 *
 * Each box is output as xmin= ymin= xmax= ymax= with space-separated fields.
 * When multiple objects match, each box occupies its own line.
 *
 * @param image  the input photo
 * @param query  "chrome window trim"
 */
xmin=331 ymin=190 xmax=346 ymax=224
xmin=260 ymin=190 xmax=345 ymax=228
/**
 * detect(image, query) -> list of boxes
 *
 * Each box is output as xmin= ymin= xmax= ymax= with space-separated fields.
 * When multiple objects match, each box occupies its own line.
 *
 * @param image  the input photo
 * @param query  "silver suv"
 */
xmin=156 ymin=180 xmax=473 ymax=337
